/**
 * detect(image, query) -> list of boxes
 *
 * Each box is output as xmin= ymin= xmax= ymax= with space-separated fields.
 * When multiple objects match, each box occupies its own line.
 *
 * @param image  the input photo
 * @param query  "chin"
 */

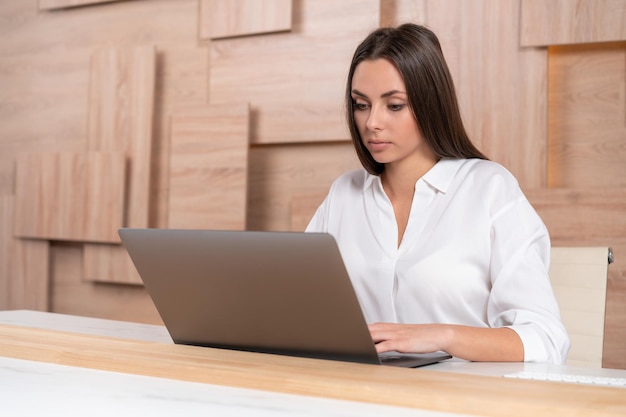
xmin=370 ymin=155 xmax=393 ymax=165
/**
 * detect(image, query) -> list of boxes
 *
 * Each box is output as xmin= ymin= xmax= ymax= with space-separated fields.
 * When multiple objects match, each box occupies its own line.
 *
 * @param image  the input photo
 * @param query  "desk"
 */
xmin=1 ymin=310 xmax=624 ymax=417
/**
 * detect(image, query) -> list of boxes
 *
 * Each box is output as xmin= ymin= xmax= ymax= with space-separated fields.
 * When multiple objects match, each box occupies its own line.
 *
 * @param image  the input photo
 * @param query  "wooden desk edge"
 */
xmin=0 ymin=323 xmax=624 ymax=417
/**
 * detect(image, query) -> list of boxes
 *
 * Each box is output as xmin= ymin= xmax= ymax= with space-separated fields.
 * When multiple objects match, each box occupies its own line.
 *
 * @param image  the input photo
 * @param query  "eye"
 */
xmin=388 ymin=103 xmax=406 ymax=112
xmin=353 ymin=100 xmax=370 ymax=111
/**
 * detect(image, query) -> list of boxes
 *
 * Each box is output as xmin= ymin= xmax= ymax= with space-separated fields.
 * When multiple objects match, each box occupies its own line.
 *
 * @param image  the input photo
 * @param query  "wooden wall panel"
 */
xmin=83 ymin=43 xmax=209 ymax=285
xmin=168 ymin=103 xmax=249 ymax=230
xmin=88 ymin=45 xmax=155 ymax=228
xmin=525 ymin=188 xmax=626 ymax=242
xmin=209 ymin=0 xmax=380 ymax=144
xmin=51 ymin=243 xmax=162 ymax=324
xmin=8 ymin=237 xmax=50 ymax=311
xmin=547 ymin=42 xmax=626 ymax=188
xmin=521 ymin=0 xmax=626 ymax=47
xmin=0 ymin=196 xmax=11 ymax=309
xmin=82 ymin=243 xmax=142 ymax=285
xmin=149 ymin=46 xmax=212 ymax=228
xmin=39 ymin=0 xmax=125 ymax=10
xmin=83 ymin=45 xmax=169 ymax=284
xmin=380 ymin=0 xmax=426 ymax=26
xmin=426 ymin=0 xmax=548 ymax=188
xmin=290 ymin=192 xmax=326 ymax=232
xmin=1 ymin=195 xmax=50 ymax=311
xmin=13 ymin=152 xmax=126 ymax=242
xmin=0 ymin=0 xmax=209 ymax=308
xmin=200 ymin=0 xmax=293 ymax=40
xmin=0 ymin=50 xmax=89 ymax=198
xmin=247 ymin=142 xmax=359 ymax=231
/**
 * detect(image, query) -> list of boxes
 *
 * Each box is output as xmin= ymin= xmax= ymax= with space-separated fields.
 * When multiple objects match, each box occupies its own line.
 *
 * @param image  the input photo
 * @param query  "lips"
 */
xmin=368 ymin=140 xmax=392 ymax=152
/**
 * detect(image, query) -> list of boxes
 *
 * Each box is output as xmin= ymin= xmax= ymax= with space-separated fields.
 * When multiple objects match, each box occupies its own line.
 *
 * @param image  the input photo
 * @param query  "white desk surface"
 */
xmin=2 ymin=356 xmax=469 ymax=417
xmin=1 ymin=310 xmax=625 ymax=416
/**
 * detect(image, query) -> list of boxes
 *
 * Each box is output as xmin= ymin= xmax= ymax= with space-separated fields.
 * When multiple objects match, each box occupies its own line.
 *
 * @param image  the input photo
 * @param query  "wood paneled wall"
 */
xmin=200 ymin=0 xmax=293 ymax=40
xmin=0 ymin=0 xmax=624 ymax=368
xmin=521 ymin=0 xmax=626 ymax=46
xmin=38 ymin=0 xmax=124 ymax=11
xmin=168 ymin=103 xmax=250 ymax=230
xmin=14 ymin=152 xmax=126 ymax=242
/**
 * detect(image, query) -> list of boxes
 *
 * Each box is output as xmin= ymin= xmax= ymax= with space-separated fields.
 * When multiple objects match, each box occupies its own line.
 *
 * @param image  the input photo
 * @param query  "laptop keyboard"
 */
xmin=380 ymin=354 xmax=404 ymax=362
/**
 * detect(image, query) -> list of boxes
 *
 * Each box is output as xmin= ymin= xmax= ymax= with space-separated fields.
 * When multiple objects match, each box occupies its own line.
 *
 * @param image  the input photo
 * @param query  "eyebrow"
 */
xmin=351 ymin=89 xmax=407 ymax=98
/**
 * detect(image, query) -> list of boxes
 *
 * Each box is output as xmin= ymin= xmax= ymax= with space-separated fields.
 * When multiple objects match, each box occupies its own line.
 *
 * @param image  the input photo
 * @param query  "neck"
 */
xmin=381 ymin=157 xmax=438 ymax=198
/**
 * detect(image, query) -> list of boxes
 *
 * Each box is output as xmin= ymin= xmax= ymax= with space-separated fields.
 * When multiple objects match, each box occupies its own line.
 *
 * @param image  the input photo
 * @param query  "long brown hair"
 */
xmin=346 ymin=23 xmax=487 ymax=175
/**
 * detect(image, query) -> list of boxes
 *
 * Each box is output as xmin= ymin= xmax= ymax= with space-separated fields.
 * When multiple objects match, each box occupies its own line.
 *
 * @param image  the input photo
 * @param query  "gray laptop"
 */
xmin=119 ymin=228 xmax=451 ymax=368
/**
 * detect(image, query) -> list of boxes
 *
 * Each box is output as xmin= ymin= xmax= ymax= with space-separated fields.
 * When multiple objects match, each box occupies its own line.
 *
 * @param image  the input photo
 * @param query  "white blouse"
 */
xmin=306 ymin=158 xmax=570 ymax=364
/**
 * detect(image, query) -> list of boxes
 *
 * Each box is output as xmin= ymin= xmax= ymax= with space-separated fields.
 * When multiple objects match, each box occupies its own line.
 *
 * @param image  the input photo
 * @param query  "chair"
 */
xmin=549 ymin=247 xmax=613 ymax=367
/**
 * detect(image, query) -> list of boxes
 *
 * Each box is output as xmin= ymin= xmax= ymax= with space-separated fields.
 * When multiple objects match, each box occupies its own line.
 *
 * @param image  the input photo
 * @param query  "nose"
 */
xmin=365 ymin=105 xmax=384 ymax=132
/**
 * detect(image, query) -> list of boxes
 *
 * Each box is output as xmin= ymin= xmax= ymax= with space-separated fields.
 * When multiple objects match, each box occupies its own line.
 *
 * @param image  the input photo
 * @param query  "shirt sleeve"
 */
xmin=487 ymin=177 xmax=571 ymax=364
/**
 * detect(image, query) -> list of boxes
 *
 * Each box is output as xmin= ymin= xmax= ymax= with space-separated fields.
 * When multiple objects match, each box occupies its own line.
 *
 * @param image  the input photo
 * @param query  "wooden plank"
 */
xmin=425 ymin=0 xmax=548 ymax=189
xmin=53 ymin=243 xmax=160 ymax=323
xmin=250 ymin=101 xmax=348 ymax=143
xmin=547 ymin=42 xmax=626 ymax=188
xmin=84 ymin=43 xmax=209 ymax=284
xmin=200 ymin=0 xmax=292 ymax=40
xmin=13 ymin=152 xmax=126 ymax=242
xmin=53 ymin=274 xmax=161 ymax=322
xmin=0 ymin=1 xmax=210 ymax=300
xmin=247 ymin=142 xmax=359 ymax=231
xmin=83 ymin=44 xmax=155 ymax=284
xmin=1 ymin=325 xmax=625 ymax=417
xmin=380 ymin=0 xmax=426 ymax=27
xmin=88 ymin=45 xmax=155 ymax=229
xmin=38 ymin=0 xmax=125 ymax=11
xmin=209 ymin=0 xmax=380 ymax=144
xmin=525 ymin=188 xmax=626 ymax=241
xmin=520 ymin=0 xmax=626 ymax=47
xmin=290 ymin=192 xmax=325 ymax=232
xmin=0 ymin=195 xmax=10 ymax=309
xmin=82 ymin=243 xmax=143 ymax=285
xmin=8 ymin=238 xmax=50 ymax=311
xmin=0 ymin=195 xmax=50 ymax=311
xmin=38 ymin=0 xmax=125 ymax=10
xmin=168 ymin=103 xmax=249 ymax=230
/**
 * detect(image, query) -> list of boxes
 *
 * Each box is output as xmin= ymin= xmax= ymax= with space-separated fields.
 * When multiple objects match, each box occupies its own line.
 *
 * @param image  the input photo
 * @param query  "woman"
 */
xmin=306 ymin=23 xmax=570 ymax=363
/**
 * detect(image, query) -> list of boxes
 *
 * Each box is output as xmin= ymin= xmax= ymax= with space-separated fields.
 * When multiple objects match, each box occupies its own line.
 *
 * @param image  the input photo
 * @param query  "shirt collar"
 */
xmin=421 ymin=158 xmax=465 ymax=194
xmin=362 ymin=158 xmax=466 ymax=194
xmin=363 ymin=170 xmax=379 ymax=190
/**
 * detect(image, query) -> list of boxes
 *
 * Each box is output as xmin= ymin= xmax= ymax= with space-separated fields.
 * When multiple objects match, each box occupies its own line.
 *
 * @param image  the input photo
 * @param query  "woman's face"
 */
xmin=351 ymin=58 xmax=432 ymax=168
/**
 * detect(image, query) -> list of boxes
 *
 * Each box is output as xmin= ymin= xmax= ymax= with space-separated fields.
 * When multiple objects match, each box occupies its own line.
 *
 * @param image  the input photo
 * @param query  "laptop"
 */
xmin=118 ymin=228 xmax=452 ymax=368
